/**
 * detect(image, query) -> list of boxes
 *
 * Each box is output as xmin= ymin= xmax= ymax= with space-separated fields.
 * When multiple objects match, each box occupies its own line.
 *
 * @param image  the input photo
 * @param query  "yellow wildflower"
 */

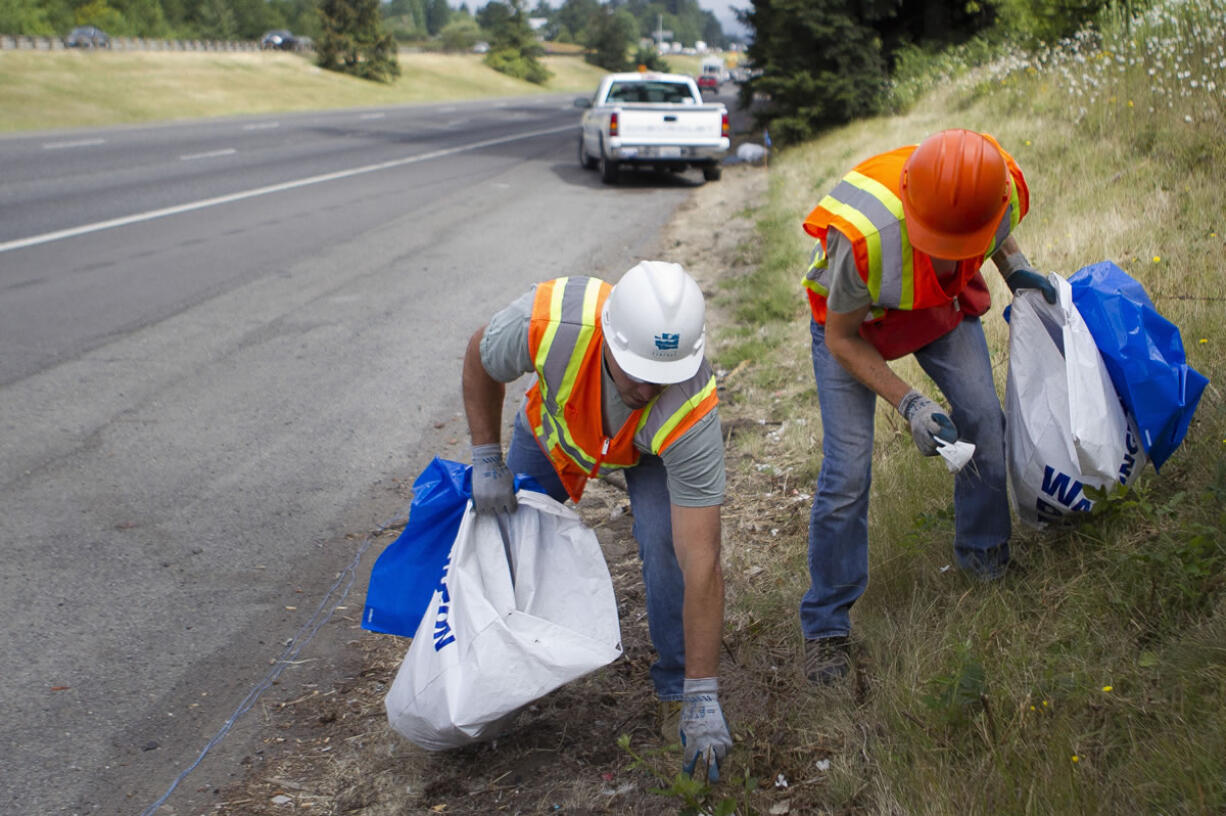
xmin=1072 ymin=755 xmax=1080 ymax=763
xmin=1102 ymin=685 xmax=1113 ymax=692
xmin=1153 ymin=256 xmax=1161 ymax=263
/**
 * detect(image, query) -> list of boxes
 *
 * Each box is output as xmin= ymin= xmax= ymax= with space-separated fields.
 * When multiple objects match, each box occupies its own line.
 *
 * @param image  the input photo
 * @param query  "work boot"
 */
xmin=956 ymin=544 xmax=1010 ymax=581
xmin=804 ymin=636 xmax=851 ymax=685
xmin=658 ymin=700 xmax=682 ymax=743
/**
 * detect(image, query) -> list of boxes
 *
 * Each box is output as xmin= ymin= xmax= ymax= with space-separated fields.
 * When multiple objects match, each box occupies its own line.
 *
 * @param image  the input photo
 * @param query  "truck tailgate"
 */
xmin=614 ymin=105 xmax=725 ymax=144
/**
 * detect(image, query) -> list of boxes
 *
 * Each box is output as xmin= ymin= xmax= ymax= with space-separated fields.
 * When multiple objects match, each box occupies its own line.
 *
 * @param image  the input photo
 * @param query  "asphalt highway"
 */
xmin=0 ymin=93 xmax=709 ymax=815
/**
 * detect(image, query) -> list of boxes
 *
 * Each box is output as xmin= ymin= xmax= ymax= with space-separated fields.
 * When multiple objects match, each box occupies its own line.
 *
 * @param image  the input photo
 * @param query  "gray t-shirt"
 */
xmin=822 ymin=229 xmax=872 ymax=314
xmin=480 ymin=289 xmax=725 ymax=507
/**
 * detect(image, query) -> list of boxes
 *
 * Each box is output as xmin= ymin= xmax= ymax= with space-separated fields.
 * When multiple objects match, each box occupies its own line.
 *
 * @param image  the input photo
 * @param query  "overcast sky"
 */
xmin=698 ymin=0 xmax=749 ymax=36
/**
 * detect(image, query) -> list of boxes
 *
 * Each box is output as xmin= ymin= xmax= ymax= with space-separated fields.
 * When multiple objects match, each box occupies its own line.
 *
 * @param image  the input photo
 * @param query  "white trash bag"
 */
xmin=385 ymin=490 xmax=622 ymax=751
xmin=1005 ymin=274 xmax=1146 ymax=528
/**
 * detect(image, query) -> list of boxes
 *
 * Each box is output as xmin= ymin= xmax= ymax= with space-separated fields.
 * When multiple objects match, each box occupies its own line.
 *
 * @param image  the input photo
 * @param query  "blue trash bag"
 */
xmin=362 ymin=457 xmax=546 ymax=638
xmin=1068 ymin=261 xmax=1209 ymax=471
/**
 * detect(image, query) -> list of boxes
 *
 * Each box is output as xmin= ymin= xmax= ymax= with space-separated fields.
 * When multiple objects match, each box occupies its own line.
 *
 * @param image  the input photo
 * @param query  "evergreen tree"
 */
xmin=481 ymin=0 xmax=550 ymax=85
xmin=740 ymin=0 xmax=891 ymax=144
xmin=553 ymin=0 xmax=598 ymax=43
xmin=317 ymin=0 xmax=400 ymax=82
xmin=0 ymin=0 xmax=57 ymax=35
xmin=583 ymin=4 xmax=637 ymax=72
xmin=439 ymin=15 xmax=480 ymax=50
xmin=196 ymin=0 xmax=237 ymax=39
xmin=425 ymin=0 xmax=449 ymax=36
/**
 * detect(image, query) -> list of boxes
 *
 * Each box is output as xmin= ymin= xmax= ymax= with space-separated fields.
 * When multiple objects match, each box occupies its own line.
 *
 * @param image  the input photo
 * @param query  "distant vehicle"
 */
xmin=260 ymin=30 xmax=296 ymax=50
xmin=575 ymin=72 xmax=730 ymax=184
xmin=64 ymin=26 xmax=110 ymax=48
xmin=696 ymin=74 xmax=719 ymax=93
xmin=472 ymin=41 xmax=490 ymax=53
xmin=700 ymin=56 xmax=727 ymax=82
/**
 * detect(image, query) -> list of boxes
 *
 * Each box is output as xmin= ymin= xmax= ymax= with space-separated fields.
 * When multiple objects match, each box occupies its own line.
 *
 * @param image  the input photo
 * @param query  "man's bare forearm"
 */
xmin=672 ymin=503 xmax=724 ymax=678
xmin=462 ymin=326 xmax=506 ymax=446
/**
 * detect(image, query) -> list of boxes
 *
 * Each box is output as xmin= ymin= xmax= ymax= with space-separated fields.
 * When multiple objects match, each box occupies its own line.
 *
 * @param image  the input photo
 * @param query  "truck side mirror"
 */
xmin=574 ymin=98 xmax=592 ymax=109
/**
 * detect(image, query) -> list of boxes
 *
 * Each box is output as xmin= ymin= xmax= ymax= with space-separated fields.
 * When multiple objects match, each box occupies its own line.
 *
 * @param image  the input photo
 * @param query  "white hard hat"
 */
xmin=602 ymin=261 xmax=706 ymax=384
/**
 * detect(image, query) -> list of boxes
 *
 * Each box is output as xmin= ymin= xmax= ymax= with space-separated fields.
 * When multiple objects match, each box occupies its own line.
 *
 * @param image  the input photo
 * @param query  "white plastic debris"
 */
xmin=935 ymin=437 xmax=976 ymax=473
xmin=736 ymin=142 xmax=768 ymax=163
xmin=815 ymin=759 xmax=831 ymax=772
xmin=271 ymin=794 xmax=294 ymax=806
xmin=774 ymin=773 xmax=789 ymax=789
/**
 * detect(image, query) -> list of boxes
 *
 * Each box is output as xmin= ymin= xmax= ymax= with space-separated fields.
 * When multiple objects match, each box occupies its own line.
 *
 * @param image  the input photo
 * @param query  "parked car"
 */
xmin=696 ymin=74 xmax=719 ymax=94
xmin=65 ymin=26 xmax=110 ymax=48
xmin=260 ymin=29 xmax=296 ymax=50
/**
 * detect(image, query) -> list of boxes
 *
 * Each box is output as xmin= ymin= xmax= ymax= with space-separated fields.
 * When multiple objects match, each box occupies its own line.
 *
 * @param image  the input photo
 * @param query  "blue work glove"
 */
xmin=680 ymin=677 xmax=732 ymax=783
xmin=470 ymin=443 xmax=517 ymax=515
xmin=1005 ymin=267 xmax=1057 ymax=304
xmin=897 ymin=390 xmax=958 ymax=457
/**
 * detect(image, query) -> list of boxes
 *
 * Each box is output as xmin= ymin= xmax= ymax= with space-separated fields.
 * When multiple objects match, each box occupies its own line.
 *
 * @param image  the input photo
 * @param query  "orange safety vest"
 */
xmin=800 ymin=134 xmax=1029 ymax=360
xmin=523 ymin=277 xmax=720 ymax=502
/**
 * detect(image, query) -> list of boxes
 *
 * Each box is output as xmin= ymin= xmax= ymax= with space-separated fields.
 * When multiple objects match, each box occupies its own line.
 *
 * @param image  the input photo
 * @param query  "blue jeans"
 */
xmin=506 ymin=411 xmax=687 ymax=700
xmin=801 ymin=317 xmax=1011 ymax=640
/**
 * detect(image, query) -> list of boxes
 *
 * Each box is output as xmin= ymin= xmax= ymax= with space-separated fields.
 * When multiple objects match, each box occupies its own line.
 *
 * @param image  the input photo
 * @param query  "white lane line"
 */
xmin=1 ymin=124 xmax=575 ymax=254
xmin=42 ymin=138 xmax=107 ymax=150
xmin=242 ymin=122 xmax=281 ymax=131
xmin=359 ymin=113 xmax=386 ymax=120
xmin=181 ymin=148 xmax=238 ymax=161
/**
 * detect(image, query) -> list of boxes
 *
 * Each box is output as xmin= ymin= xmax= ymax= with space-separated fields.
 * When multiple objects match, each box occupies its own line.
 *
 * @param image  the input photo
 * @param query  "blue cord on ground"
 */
xmin=138 ymin=512 xmax=407 ymax=816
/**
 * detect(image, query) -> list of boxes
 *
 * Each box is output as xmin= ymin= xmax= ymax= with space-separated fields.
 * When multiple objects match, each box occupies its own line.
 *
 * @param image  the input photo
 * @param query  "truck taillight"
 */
xmin=721 ymin=112 xmax=730 ymax=138
xmin=609 ymin=111 xmax=619 ymax=137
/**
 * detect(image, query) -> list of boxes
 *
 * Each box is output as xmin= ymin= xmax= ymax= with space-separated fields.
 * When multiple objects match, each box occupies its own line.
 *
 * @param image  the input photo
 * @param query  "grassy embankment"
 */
xmin=0 ymin=48 xmax=614 ymax=132
xmin=696 ymin=0 xmax=1225 ymax=812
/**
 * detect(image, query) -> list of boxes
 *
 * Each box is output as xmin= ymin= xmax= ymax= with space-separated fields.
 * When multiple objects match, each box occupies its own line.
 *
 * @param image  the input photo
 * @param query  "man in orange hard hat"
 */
xmin=463 ymin=261 xmax=732 ymax=780
xmin=797 ymin=129 xmax=1056 ymax=684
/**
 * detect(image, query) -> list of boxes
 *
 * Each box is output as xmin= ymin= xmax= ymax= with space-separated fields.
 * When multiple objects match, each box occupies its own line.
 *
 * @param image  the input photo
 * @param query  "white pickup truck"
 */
xmin=575 ymin=72 xmax=730 ymax=184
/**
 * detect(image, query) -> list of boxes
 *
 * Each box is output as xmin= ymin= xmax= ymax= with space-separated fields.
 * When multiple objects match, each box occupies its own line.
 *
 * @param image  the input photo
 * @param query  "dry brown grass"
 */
xmin=0 ymin=50 xmax=608 ymax=132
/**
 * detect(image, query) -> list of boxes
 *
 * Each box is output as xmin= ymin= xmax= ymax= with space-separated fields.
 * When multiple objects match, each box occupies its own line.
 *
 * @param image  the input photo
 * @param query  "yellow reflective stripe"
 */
xmin=532 ymin=279 xmax=568 ymax=405
xmin=821 ymin=197 xmax=882 ymax=295
xmin=802 ymin=240 xmax=830 ymax=295
xmin=648 ymin=375 xmax=717 ymax=453
xmin=844 ymin=170 xmax=914 ymax=310
xmin=548 ymin=279 xmax=606 ymax=471
xmin=555 ymin=279 xmax=601 ymax=406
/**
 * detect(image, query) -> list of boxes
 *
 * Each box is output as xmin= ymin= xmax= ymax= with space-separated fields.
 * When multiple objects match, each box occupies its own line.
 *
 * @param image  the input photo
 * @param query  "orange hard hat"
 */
xmin=899 ymin=129 xmax=1010 ymax=260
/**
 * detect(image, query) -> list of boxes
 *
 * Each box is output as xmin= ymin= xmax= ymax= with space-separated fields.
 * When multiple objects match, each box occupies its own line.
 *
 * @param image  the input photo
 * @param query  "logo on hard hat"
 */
xmin=654 ymin=333 xmax=680 ymax=350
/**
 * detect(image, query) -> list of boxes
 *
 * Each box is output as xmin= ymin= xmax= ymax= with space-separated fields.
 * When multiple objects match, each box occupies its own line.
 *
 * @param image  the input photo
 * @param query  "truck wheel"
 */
xmin=578 ymin=136 xmax=597 ymax=170
xmin=600 ymin=155 xmax=620 ymax=185
xmin=702 ymin=165 xmax=723 ymax=182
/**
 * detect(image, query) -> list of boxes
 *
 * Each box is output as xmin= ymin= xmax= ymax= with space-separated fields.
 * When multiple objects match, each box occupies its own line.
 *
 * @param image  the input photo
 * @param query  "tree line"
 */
xmin=741 ymin=0 xmax=1148 ymax=145
xmin=1 ymin=0 xmax=731 ymax=50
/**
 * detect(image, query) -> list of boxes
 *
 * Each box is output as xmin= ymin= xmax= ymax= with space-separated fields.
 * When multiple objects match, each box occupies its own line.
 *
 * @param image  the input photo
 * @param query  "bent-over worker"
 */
xmin=462 ymin=261 xmax=732 ymax=780
xmin=799 ymin=129 xmax=1057 ymax=683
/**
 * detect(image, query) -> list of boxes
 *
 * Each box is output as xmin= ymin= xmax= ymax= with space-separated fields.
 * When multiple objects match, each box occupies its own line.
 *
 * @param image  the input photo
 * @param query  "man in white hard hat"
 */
xmin=462 ymin=261 xmax=732 ymax=781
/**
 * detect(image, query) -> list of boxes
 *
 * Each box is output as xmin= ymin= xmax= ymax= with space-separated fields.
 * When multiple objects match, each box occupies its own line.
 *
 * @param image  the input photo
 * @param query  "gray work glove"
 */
xmin=470 ymin=443 xmax=517 ymax=515
xmin=680 ymin=677 xmax=732 ymax=783
xmin=1005 ymin=267 xmax=1057 ymax=304
xmin=897 ymin=389 xmax=958 ymax=457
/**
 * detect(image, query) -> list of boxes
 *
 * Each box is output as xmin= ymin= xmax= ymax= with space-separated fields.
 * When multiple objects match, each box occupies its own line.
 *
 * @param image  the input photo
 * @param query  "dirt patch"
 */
xmin=210 ymin=163 xmax=841 ymax=816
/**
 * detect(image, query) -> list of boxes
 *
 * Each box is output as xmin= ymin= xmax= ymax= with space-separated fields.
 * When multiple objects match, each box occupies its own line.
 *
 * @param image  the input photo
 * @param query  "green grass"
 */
xmin=0 ymin=49 xmax=609 ymax=132
xmin=694 ymin=0 xmax=1226 ymax=813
